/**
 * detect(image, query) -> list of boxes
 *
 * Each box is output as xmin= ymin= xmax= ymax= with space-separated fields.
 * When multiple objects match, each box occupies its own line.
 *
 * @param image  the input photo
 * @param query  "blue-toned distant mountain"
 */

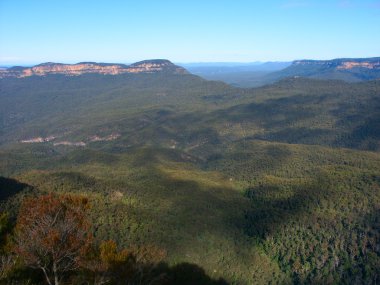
xmin=181 ymin=61 xmax=291 ymax=87
xmin=181 ymin=61 xmax=291 ymax=74
xmin=184 ymin=58 xmax=380 ymax=87
xmin=266 ymin=57 xmax=380 ymax=83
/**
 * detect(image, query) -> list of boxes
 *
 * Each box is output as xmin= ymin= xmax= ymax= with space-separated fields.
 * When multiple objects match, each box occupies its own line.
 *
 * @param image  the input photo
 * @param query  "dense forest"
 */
xmin=0 ymin=69 xmax=379 ymax=284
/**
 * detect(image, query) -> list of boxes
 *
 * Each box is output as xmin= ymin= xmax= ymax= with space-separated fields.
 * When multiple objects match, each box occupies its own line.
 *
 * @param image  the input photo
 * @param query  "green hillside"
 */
xmin=1 ymin=140 xmax=379 ymax=284
xmin=1 ymin=74 xmax=379 ymax=151
xmin=0 ymin=69 xmax=380 ymax=284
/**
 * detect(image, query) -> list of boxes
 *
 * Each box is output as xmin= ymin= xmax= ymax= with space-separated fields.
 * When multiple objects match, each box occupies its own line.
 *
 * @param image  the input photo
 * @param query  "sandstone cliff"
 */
xmin=293 ymin=58 xmax=380 ymax=70
xmin=0 ymin=59 xmax=188 ymax=78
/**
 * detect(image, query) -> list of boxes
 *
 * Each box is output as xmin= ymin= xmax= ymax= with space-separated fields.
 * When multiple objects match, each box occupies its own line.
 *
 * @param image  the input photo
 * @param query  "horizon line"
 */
xmin=1 ymin=56 xmax=379 ymax=67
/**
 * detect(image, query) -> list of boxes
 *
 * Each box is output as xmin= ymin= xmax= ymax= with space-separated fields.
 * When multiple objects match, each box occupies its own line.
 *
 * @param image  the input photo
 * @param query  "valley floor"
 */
xmin=1 ymin=140 xmax=379 ymax=284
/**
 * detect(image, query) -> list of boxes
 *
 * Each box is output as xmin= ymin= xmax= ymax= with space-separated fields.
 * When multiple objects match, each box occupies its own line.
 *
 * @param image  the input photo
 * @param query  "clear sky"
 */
xmin=0 ymin=0 xmax=379 ymax=65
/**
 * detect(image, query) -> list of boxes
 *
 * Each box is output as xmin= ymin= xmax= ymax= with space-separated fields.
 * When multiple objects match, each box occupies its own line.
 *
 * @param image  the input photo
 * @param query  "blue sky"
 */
xmin=0 ymin=0 xmax=379 ymax=64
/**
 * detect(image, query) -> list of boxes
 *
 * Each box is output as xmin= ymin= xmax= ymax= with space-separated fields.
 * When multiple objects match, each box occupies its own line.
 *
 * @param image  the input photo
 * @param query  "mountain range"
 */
xmin=0 ymin=59 xmax=187 ymax=78
xmin=0 ymin=57 xmax=380 ymax=284
xmin=269 ymin=57 xmax=380 ymax=82
xmin=185 ymin=57 xmax=380 ymax=87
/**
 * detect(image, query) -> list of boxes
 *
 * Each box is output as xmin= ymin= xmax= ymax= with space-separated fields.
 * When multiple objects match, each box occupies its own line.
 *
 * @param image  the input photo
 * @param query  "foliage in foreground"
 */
xmin=0 ymin=193 xmax=227 ymax=285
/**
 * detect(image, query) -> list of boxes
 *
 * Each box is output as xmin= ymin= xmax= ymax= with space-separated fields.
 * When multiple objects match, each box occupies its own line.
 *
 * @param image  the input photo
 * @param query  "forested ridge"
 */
xmin=0 ymin=71 xmax=379 ymax=284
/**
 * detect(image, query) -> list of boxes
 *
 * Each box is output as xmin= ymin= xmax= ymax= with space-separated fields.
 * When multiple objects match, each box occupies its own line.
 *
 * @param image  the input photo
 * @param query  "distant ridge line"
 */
xmin=0 ymin=59 xmax=188 ymax=78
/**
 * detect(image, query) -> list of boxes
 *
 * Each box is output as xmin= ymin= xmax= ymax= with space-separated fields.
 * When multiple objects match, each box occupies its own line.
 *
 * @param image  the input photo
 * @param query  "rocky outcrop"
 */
xmin=20 ymin=135 xmax=57 ymax=143
xmin=20 ymin=132 xmax=121 ymax=146
xmin=0 ymin=59 xmax=188 ymax=78
xmin=128 ymin=59 xmax=188 ymax=74
xmin=53 ymin=141 xmax=86 ymax=147
xmin=293 ymin=58 xmax=380 ymax=70
xmin=336 ymin=61 xmax=380 ymax=70
xmin=88 ymin=133 xmax=121 ymax=142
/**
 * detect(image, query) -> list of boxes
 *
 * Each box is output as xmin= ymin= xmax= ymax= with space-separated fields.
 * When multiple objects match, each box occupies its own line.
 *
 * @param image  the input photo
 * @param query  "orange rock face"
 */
xmin=27 ymin=63 xmax=128 ymax=76
xmin=0 ymin=60 xmax=187 ymax=78
xmin=337 ymin=61 xmax=380 ymax=70
xmin=293 ymin=59 xmax=380 ymax=70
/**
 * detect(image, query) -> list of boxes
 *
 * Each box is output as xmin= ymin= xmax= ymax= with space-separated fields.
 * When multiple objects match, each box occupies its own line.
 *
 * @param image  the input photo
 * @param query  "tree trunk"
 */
xmin=41 ymin=266 xmax=52 ymax=285
xmin=53 ymin=262 xmax=59 ymax=285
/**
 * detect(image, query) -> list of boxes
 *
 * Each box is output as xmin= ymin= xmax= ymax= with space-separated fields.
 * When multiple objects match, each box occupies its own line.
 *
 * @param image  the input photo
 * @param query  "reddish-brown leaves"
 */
xmin=14 ymin=194 xmax=91 ymax=285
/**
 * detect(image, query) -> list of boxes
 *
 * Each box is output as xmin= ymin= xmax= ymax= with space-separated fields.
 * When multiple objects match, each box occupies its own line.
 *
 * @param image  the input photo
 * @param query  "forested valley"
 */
xmin=0 ymin=64 xmax=379 ymax=284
